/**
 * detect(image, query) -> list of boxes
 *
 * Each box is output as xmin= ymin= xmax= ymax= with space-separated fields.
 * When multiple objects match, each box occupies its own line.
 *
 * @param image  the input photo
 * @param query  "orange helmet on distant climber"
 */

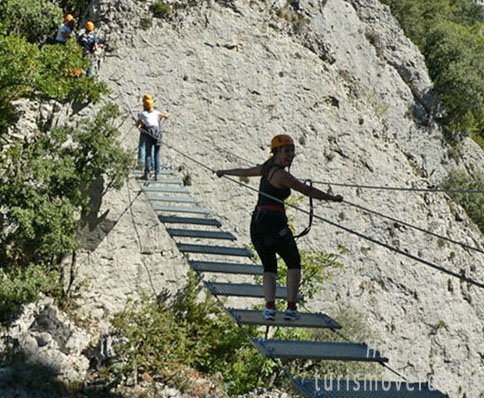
xmin=271 ymin=134 xmax=294 ymax=150
xmin=85 ymin=21 xmax=94 ymax=31
xmin=143 ymin=98 xmax=154 ymax=111
xmin=143 ymin=94 xmax=153 ymax=101
xmin=65 ymin=14 xmax=74 ymax=22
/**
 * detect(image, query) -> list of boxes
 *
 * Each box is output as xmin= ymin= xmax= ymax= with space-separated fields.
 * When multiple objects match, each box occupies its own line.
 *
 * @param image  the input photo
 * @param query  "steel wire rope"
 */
xmin=164 ymin=141 xmax=416 ymax=387
xmin=128 ymin=107 xmax=484 ymax=257
xmin=164 ymin=140 xmax=484 ymax=289
xmin=342 ymin=199 xmax=484 ymax=255
xmin=125 ymin=175 xmax=159 ymax=296
xmin=161 ymin=138 xmax=465 ymax=388
xmin=166 ymin=128 xmax=484 ymax=256
xmin=174 ymin=124 xmax=256 ymax=166
xmin=311 ymin=180 xmax=484 ymax=195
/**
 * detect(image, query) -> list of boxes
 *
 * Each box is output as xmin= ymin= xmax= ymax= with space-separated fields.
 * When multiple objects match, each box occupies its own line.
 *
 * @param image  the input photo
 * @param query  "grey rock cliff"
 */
xmin=3 ymin=0 xmax=484 ymax=396
xmin=78 ymin=0 xmax=484 ymax=396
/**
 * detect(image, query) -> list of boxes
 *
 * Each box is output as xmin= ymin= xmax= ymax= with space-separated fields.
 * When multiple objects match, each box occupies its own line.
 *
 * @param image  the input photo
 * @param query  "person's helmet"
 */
xmin=85 ymin=21 xmax=94 ymax=31
xmin=143 ymin=94 xmax=153 ymax=101
xmin=143 ymin=99 xmax=154 ymax=110
xmin=270 ymin=134 xmax=294 ymax=150
xmin=65 ymin=14 xmax=74 ymax=22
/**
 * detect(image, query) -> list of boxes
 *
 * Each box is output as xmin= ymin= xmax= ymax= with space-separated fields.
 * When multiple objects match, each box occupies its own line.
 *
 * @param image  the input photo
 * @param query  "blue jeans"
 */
xmin=86 ymin=53 xmax=95 ymax=78
xmin=139 ymin=133 xmax=154 ymax=167
xmin=144 ymin=135 xmax=161 ymax=176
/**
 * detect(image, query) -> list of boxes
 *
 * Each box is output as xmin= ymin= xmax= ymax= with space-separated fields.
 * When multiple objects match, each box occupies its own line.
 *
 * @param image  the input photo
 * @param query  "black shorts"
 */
xmin=250 ymin=209 xmax=301 ymax=274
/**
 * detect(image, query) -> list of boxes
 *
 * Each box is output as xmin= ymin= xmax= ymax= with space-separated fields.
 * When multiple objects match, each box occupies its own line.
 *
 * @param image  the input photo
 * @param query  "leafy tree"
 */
xmin=0 ymin=34 xmax=108 ymax=134
xmin=0 ymin=104 xmax=132 ymax=323
xmin=441 ymin=169 xmax=484 ymax=233
xmin=0 ymin=0 xmax=62 ymax=44
xmin=0 ymin=0 xmax=126 ymax=323
xmin=381 ymin=0 xmax=484 ymax=142
xmin=110 ymin=272 xmax=267 ymax=396
xmin=0 ymin=103 xmax=132 ymax=269
xmin=424 ymin=21 xmax=484 ymax=138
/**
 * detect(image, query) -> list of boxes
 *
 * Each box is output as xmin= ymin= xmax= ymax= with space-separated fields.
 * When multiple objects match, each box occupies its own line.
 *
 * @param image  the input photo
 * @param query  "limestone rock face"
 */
xmin=2 ymin=0 xmax=484 ymax=397
xmin=0 ymin=297 xmax=91 ymax=396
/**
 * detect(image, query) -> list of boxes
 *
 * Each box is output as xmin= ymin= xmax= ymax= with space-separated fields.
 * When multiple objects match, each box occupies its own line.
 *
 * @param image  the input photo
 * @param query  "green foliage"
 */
xmin=0 ymin=264 xmax=62 ymax=322
xmin=0 ymin=104 xmax=131 ymax=270
xmin=0 ymin=34 xmax=109 ymax=134
xmin=140 ymin=17 xmax=153 ymax=30
xmin=380 ymin=0 xmax=483 ymax=48
xmin=150 ymin=1 xmax=172 ymax=18
xmin=0 ymin=0 xmax=61 ymax=44
xmin=424 ymin=21 xmax=484 ymax=138
xmin=380 ymin=0 xmax=484 ymax=141
xmin=441 ymin=169 xmax=484 ymax=233
xmin=56 ymin=0 xmax=91 ymax=24
xmin=110 ymin=272 xmax=267 ymax=396
xmin=298 ymin=249 xmax=344 ymax=301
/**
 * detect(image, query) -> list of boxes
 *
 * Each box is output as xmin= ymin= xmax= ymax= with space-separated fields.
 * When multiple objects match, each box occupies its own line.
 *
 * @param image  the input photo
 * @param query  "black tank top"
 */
xmin=256 ymin=167 xmax=290 ymax=207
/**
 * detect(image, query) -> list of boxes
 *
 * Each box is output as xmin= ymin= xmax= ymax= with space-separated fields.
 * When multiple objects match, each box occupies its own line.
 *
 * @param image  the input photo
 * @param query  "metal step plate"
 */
xmin=142 ymin=186 xmax=190 ymax=193
xmin=228 ymin=309 xmax=341 ymax=329
xmin=251 ymin=339 xmax=388 ymax=363
xmin=158 ymin=216 xmax=221 ymax=227
xmin=205 ymin=281 xmax=289 ymax=299
xmin=133 ymin=169 xmax=174 ymax=176
xmin=177 ymin=243 xmax=252 ymax=257
xmin=167 ymin=228 xmax=236 ymax=240
xmin=189 ymin=260 xmax=264 ymax=275
xmin=153 ymin=205 xmax=209 ymax=214
xmin=147 ymin=195 xmax=198 ymax=204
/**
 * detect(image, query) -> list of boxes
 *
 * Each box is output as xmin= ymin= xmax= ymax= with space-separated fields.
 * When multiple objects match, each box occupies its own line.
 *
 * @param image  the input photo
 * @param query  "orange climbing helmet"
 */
xmin=85 ymin=21 xmax=94 ymax=31
xmin=143 ymin=98 xmax=154 ymax=111
xmin=65 ymin=14 xmax=74 ymax=22
xmin=143 ymin=94 xmax=153 ymax=101
xmin=270 ymin=134 xmax=294 ymax=150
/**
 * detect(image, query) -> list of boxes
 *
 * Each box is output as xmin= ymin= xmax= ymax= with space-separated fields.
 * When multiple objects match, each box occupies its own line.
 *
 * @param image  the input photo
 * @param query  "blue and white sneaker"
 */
xmin=262 ymin=308 xmax=276 ymax=320
xmin=284 ymin=308 xmax=300 ymax=321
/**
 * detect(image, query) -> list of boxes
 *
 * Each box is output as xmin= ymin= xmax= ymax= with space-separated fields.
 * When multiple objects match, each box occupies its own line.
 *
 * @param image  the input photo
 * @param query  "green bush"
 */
xmin=0 ymin=0 xmax=61 ymax=44
xmin=109 ymin=271 xmax=267 ymax=396
xmin=150 ymin=1 xmax=171 ymax=18
xmin=0 ymin=264 xmax=62 ymax=323
xmin=380 ymin=0 xmax=484 ymax=142
xmin=441 ymin=168 xmax=484 ymax=233
xmin=0 ymin=103 xmax=132 ymax=270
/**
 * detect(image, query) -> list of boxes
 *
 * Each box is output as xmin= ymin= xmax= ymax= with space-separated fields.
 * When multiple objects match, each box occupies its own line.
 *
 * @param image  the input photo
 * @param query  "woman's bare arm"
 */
xmin=274 ymin=170 xmax=343 ymax=202
xmin=216 ymin=166 xmax=262 ymax=178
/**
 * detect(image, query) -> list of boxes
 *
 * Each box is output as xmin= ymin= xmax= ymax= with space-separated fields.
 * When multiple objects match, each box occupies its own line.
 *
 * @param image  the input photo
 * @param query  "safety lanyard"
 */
xmin=294 ymin=179 xmax=313 ymax=239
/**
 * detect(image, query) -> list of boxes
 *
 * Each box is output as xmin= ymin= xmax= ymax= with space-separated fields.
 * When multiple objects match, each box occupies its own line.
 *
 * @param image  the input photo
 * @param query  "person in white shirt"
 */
xmin=136 ymin=95 xmax=170 ymax=180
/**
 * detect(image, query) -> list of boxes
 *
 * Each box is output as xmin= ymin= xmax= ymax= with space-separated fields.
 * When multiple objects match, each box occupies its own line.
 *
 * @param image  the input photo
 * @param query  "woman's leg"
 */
xmin=263 ymin=272 xmax=277 ymax=305
xmin=154 ymin=145 xmax=161 ymax=178
xmin=287 ymin=268 xmax=301 ymax=304
xmin=277 ymin=230 xmax=301 ymax=317
xmin=144 ymin=138 xmax=154 ymax=177
xmin=138 ymin=133 xmax=146 ymax=167
xmin=250 ymin=213 xmax=278 ymax=315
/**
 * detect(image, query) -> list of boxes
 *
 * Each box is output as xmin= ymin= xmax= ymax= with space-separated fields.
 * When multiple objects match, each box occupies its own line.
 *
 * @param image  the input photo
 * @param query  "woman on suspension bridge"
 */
xmin=136 ymin=94 xmax=170 ymax=181
xmin=216 ymin=134 xmax=343 ymax=321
